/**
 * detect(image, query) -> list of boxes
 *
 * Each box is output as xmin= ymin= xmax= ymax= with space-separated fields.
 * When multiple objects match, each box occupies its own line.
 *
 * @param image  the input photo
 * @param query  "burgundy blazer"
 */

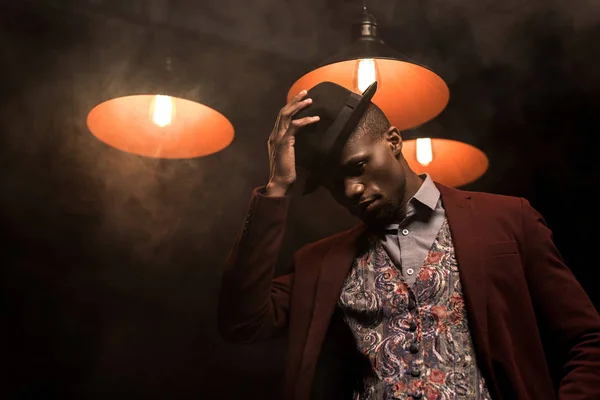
xmin=218 ymin=183 xmax=600 ymax=400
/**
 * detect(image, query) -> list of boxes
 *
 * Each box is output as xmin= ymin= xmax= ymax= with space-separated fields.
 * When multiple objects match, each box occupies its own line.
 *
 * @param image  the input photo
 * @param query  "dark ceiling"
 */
xmin=1 ymin=0 xmax=599 ymax=399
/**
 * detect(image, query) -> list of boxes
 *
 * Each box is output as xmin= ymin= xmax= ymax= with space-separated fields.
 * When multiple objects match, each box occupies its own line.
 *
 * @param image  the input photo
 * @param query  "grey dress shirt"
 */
xmin=377 ymin=174 xmax=445 ymax=286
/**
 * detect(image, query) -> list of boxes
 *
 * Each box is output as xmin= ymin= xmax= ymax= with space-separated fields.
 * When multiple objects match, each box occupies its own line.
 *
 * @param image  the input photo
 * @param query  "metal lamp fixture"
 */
xmin=87 ymin=29 xmax=234 ymax=159
xmin=288 ymin=8 xmax=450 ymax=131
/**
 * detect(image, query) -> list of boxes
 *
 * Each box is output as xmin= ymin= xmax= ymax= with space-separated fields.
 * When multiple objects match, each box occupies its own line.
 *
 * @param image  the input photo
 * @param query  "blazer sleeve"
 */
xmin=521 ymin=198 xmax=600 ymax=399
xmin=217 ymin=186 xmax=295 ymax=343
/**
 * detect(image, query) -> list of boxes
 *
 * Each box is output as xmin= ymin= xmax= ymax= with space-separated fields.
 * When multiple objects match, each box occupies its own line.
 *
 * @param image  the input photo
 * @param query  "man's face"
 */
xmin=324 ymin=127 xmax=408 ymax=226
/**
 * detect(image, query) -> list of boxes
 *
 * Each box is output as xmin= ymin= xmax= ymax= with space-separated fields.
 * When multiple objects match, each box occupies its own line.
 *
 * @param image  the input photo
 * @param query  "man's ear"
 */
xmin=385 ymin=126 xmax=402 ymax=157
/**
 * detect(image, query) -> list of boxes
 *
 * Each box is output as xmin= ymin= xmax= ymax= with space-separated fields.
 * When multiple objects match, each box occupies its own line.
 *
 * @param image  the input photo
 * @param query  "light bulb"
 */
xmin=151 ymin=95 xmax=175 ymax=127
xmin=354 ymin=58 xmax=380 ymax=93
xmin=416 ymin=138 xmax=433 ymax=166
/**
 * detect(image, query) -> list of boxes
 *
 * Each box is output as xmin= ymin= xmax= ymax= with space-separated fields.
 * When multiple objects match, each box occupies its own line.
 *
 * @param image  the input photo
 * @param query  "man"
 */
xmin=217 ymin=81 xmax=600 ymax=400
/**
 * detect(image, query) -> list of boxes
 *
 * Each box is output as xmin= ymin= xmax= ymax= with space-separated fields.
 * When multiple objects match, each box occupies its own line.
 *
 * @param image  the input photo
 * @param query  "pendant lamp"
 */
xmin=289 ymin=6 xmax=487 ymax=187
xmin=86 ymin=29 xmax=234 ymax=159
xmin=401 ymin=125 xmax=489 ymax=187
xmin=288 ymin=8 xmax=449 ymax=131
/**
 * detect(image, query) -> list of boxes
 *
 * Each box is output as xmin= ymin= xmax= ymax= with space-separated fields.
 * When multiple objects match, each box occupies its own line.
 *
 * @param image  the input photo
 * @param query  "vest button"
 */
xmin=408 ymin=322 xmax=417 ymax=332
xmin=408 ymin=298 xmax=416 ymax=310
xmin=411 ymin=392 xmax=422 ymax=399
xmin=411 ymin=369 xmax=421 ymax=377
xmin=409 ymin=343 xmax=419 ymax=354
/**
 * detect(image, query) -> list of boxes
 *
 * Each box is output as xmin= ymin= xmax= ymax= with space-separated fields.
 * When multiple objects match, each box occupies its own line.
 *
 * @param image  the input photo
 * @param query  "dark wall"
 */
xmin=1 ymin=2 xmax=599 ymax=399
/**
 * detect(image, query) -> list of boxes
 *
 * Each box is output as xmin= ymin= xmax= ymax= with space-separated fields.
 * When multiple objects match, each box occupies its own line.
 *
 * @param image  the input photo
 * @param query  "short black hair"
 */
xmin=350 ymin=102 xmax=391 ymax=143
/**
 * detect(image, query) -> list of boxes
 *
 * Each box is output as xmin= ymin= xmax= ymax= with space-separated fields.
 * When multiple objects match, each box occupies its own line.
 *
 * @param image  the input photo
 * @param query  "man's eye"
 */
xmin=348 ymin=161 xmax=366 ymax=176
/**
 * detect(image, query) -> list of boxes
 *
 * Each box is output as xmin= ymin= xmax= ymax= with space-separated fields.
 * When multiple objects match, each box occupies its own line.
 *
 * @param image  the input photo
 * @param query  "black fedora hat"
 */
xmin=293 ymin=81 xmax=378 ymax=194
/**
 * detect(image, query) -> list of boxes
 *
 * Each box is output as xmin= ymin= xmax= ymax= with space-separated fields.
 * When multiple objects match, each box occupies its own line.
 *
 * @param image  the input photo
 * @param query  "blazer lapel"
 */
xmin=298 ymin=224 xmax=366 ymax=383
xmin=437 ymin=183 xmax=495 ymax=393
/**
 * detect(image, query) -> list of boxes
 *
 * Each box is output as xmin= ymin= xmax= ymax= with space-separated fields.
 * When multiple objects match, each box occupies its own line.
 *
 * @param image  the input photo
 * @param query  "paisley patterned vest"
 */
xmin=338 ymin=219 xmax=493 ymax=400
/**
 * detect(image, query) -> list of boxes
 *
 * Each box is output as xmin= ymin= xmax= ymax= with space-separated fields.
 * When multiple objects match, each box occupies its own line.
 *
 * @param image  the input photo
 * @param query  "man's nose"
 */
xmin=345 ymin=182 xmax=364 ymax=200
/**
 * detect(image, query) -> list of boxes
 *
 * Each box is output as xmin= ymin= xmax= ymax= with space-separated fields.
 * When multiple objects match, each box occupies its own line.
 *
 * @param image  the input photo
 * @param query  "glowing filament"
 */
xmin=355 ymin=59 xmax=378 ymax=92
xmin=152 ymin=95 xmax=174 ymax=127
xmin=416 ymin=138 xmax=433 ymax=166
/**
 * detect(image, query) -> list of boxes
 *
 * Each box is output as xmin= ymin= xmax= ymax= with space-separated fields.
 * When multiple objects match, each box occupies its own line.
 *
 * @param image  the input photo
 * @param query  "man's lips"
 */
xmin=358 ymin=199 xmax=377 ymax=212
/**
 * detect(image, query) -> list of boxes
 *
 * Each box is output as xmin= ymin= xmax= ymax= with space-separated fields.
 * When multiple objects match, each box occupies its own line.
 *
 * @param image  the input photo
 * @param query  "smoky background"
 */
xmin=1 ymin=0 xmax=599 ymax=398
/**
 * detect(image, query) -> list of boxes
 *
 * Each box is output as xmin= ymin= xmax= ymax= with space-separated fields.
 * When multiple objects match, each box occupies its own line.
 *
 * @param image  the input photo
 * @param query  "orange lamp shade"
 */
xmin=288 ymin=59 xmax=449 ymax=131
xmin=402 ymin=138 xmax=489 ymax=187
xmin=87 ymin=95 xmax=234 ymax=158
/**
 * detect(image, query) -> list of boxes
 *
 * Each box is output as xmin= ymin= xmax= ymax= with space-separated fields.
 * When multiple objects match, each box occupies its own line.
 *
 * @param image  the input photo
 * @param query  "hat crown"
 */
xmin=289 ymin=80 xmax=378 ymax=193
xmin=294 ymin=82 xmax=356 ymax=169
xmin=296 ymin=81 xmax=354 ymax=123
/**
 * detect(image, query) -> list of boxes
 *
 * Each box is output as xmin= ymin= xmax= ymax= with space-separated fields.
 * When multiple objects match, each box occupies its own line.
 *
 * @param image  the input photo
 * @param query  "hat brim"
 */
xmin=302 ymin=81 xmax=378 ymax=194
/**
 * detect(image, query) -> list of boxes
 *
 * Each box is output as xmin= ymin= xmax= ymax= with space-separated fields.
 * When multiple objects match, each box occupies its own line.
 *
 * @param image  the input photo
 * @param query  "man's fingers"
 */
xmin=270 ymin=90 xmax=318 ymax=146
xmin=287 ymin=116 xmax=320 ymax=133
xmin=291 ymin=89 xmax=308 ymax=105
xmin=281 ymin=89 xmax=309 ymax=115
xmin=280 ymin=91 xmax=307 ymax=116
xmin=281 ymin=96 xmax=312 ymax=118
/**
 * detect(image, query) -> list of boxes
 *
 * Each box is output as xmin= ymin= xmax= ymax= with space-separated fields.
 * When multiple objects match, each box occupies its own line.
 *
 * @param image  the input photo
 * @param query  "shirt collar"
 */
xmin=379 ymin=174 xmax=440 ymax=232
xmin=412 ymin=173 xmax=440 ymax=211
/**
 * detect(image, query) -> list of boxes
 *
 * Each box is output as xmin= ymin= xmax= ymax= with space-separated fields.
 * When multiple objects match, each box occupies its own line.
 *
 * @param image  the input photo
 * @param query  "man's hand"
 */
xmin=265 ymin=90 xmax=320 ymax=197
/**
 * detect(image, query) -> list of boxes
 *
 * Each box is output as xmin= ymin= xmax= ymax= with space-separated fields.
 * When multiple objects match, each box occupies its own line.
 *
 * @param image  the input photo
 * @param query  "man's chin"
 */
xmin=357 ymin=209 xmax=389 ymax=226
